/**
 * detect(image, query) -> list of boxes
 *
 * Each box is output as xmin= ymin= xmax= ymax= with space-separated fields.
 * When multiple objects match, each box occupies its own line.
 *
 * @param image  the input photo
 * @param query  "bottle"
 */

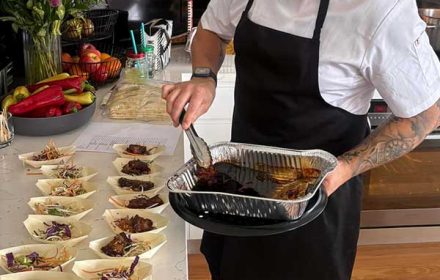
xmin=146 ymin=44 xmax=155 ymax=79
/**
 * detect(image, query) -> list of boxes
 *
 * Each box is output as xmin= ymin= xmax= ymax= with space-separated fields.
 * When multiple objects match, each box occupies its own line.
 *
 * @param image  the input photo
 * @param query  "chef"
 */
xmin=162 ymin=0 xmax=440 ymax=279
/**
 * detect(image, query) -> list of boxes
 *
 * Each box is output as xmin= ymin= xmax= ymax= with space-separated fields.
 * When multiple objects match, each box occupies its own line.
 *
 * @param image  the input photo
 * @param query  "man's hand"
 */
xmin=322 ymin=160 xmax=353 ymax=196
xmin=162 ymin=78 xmax=216 ymax=129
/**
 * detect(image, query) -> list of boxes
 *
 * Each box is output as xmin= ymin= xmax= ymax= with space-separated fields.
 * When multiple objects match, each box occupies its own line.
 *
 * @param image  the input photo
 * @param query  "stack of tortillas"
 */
xmin=105 ymin=83 xmax=170 ymax=122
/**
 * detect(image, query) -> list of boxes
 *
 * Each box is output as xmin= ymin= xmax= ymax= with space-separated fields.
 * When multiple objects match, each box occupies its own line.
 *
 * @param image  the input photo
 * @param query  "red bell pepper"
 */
xmin=47 ymin=106 xmax=63 ymax=117
xmin=26 ymin=105 xmax=63 ymax=118
xmin=27 ymin=77 xmax=87 ymax=94
xmin=62 ymin=102 xmax=82 ymax=114
xmin=8 ymin=86 xmax=65 ymax=116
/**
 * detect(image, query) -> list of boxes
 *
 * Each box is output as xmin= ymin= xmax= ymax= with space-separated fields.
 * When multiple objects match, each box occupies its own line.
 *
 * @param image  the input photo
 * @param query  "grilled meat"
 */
xmin=115 ymin=215 xmax=155 ymax=233
xmin=126 ymin=195 xmax=163 ymax=209
xmin=118 ymin=177 xmax=154 ymax=192
xmin=126 ymin=144 xmax=148 ymax=155
xmin=121 ymin=160 xmax=151 ymax=176
xmin=101 ymin=232 xmax=132 ymax=257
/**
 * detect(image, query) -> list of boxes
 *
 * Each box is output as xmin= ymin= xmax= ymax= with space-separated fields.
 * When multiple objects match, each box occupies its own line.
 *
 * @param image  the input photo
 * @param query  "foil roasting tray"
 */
xmin=167 ymin=142 xmax=337 ymax=221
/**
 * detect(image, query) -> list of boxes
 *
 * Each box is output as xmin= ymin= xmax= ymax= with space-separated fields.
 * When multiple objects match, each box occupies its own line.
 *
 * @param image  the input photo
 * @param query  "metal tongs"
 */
xmin=179 ymin=109 xmax=212 ymax=168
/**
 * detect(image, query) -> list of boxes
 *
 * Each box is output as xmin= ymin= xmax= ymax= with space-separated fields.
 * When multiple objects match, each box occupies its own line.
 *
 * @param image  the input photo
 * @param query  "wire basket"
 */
xmin=62 ymin=9 xmax=119 ymax=42
xmin=167 ymin=142 xmax=337 ymax=221
xmin=62 ymin=43 xmax=126 ymax=86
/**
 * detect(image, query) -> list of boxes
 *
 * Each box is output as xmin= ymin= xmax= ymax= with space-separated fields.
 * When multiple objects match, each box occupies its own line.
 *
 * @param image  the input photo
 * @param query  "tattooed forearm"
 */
xmin=340 ymin=98 xmax=440 ymax=177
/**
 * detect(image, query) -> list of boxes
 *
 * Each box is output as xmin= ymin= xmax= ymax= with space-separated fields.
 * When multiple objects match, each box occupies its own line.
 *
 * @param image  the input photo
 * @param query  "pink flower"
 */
xmin=49 ymin=0 xmax=61 ymax=7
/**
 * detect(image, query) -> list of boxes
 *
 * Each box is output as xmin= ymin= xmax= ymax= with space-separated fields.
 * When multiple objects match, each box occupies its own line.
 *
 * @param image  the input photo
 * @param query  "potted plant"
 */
xmin=0 ymin=0 xmax=101 ymax=84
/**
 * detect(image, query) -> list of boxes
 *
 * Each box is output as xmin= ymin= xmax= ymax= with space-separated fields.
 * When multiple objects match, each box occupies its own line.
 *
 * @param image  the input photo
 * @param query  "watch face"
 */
xmin=194 ymin=67 xmax=211 ymax=76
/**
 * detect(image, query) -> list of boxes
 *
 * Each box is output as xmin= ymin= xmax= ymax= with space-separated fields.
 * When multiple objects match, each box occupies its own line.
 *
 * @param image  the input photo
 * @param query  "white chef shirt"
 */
xmin=200 ymin=0 xmax=440 ymax=118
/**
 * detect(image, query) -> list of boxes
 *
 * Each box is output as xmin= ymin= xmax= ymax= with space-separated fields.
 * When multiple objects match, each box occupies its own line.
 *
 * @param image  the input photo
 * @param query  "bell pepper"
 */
xmin=47 ymin=106 xmax=63 ymax=117
xmin=64 ymin=91 xmax=95 ymax=105
xmin=83 ymin=81 xmax=95 ymax=92
xmin=12 ymin=86 xmax=30 ymax=102
xmin=37 ymin=73 xmax=71 ymax=84
xmin=8 ymin=85 xmax=65 ymax=116
xmin=1 ymin=95 xmax=17 ymax=111
xmin=26 ymin=105 xmax=63 ymax=118
xmin=28 ymin=76 xmax=85 ymax=94
xmin=31 ymin=85 xmax=49 ymax=95
xmin=62 ymin=101 xmax=82 ymax=114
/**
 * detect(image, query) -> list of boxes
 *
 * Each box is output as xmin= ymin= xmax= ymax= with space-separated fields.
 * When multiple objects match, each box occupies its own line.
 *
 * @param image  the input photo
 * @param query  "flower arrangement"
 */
xmin=0 ymin=0 xmax=101 ymax=83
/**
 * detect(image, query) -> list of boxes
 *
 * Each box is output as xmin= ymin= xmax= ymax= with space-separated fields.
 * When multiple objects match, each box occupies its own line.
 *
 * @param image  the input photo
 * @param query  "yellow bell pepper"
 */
xmin=12 ymin=86 xmax=30 ymax=102
xmin=1 ymin=95 xmax=17 ymax=111
xmin=31 ymin=85 xmax=50 ymax=95
xmin=37 ymin=73 xmax=72 ymax=84
xmin=64 ymin=91 xmax=95 ymax=105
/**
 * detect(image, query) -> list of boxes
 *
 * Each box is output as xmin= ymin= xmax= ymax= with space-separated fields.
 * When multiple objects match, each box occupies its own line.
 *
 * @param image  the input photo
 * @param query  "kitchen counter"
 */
xmin=0 ymin=80 xmax=188 ymax=278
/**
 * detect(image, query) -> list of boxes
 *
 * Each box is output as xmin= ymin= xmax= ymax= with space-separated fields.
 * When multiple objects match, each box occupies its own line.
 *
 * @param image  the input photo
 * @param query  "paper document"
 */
xmin=73 ymin=122 xmax=181 ymax=155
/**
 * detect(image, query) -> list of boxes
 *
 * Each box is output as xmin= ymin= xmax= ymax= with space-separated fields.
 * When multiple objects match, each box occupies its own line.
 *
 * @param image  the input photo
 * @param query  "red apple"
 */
xmin=80 ymin=55 xmax=101 ymax=73
xmin=82 ymin=49 xmax=101 ymax=59
xmin=80 ymin=43 xmax=97 ymax=56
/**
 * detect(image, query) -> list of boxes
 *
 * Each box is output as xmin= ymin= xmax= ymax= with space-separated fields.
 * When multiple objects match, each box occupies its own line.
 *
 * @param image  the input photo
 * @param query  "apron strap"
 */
xmin=243 ymin=0 xmax=254 ymax=15
xmin=312 ymin=0 xmax=330 ymax=40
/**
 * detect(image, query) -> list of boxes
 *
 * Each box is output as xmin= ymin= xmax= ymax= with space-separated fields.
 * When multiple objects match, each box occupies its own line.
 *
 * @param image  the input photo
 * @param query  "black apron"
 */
xmin=201 ymin=0 xmax=370 ymax=279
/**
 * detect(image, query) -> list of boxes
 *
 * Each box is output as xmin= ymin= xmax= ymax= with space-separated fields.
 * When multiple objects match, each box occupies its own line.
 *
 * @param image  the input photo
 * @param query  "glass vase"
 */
xmin=22 ymin=31 xmax=62 ymax=84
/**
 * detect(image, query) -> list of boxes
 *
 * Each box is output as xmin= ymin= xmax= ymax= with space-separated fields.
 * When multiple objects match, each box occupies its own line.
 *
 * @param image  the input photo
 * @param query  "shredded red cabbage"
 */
xmin=129 ymin=256 xmax=140 ymax=275
xmin=5 ymin=252 xmax=14 ymax=267
xmin=45 ymin=221 xmax=71 ymax=239
xmin=64 ymin=224 xmax=71 ymax=238
xmin=26 ymin=252 xmax=39 ymax=262
xmin=100 ymin=256 xmax=140 ymax=280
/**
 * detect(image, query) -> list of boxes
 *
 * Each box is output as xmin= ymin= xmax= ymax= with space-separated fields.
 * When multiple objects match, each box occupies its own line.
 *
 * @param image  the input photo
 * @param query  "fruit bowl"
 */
xmin=62 ymin=44 xmax=125 ymax=86
xmin=11 ymin=95 xmax=96 ymax=136
xmin=62 ymin=9 xmax=119 ymax=42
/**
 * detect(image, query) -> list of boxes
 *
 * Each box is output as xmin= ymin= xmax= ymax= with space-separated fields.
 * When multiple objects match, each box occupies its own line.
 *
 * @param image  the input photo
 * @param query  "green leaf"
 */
xmin=11 ymin=22 xmax=19 ymax=32
xmin=32 ymin=6 xmax=45 ymax=21
xmin=0 ymin=16 xmax=16 ymax=22
xmin=37 ymin=28 xmax=46 ymax=37
xmin=55 ymin=4 xmax=65 ymax=20
xmin=26 ymin=0 xmax=33 ymax=10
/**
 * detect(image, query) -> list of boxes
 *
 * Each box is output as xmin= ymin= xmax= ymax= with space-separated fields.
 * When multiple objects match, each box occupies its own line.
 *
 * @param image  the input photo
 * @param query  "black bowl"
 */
xmin=12 ymin=99 xmax=96 ymax=136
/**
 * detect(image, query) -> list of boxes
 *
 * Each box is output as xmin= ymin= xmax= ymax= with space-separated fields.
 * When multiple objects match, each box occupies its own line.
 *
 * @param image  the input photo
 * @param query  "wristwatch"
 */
xmin=192 ymin=67 xmax=217 ymax=86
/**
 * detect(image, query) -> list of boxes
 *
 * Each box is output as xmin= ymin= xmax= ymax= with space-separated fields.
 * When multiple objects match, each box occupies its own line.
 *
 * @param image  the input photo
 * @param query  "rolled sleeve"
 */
xmin=361 ymin=0 xmax=440 ymax=118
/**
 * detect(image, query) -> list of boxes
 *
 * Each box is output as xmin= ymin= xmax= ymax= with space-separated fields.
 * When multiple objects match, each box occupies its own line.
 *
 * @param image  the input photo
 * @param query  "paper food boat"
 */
xmin=28 ymin=196 xmax=94 ymax=220
xmin=0 ymin=271 xmax=81 ymax=280
xmin=0 ymin=244 xmax=77 ymax=273
xmin=103 ymin=209 xmax=168 ymax=235
xmin=40 ymin=165 xmax=98 ymax=181
xmin=18 ymin=146 xmax=76 ymax=168
xmin=106 ymin=176 xmax=165 ymax=195
xmin=23 ymin=215 xmax=92 ymax=247
xmin=89 ymin=232 xmax=167 ymax=259
xmin=36 ymin=179 xmax=97 ymax=199
xmin=113 ymin=144 xmax=165 ymax=161
xmin=112 ymin=158 xmax=163 ymax=178
xmin=72 ymin=259 xmax=152 ymax=280
xmin=108 ymin=193 xmax=169 ymax=213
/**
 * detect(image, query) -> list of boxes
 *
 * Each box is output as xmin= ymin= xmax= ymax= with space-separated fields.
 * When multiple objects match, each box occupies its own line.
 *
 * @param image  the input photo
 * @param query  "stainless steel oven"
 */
xmin=361 ymin=99 xmax=440 ymax=228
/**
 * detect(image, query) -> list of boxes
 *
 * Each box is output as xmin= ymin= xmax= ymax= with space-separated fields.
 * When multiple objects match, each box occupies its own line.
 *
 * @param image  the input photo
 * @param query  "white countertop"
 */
xmin=0 ymin=73 xmax=188 ymax=278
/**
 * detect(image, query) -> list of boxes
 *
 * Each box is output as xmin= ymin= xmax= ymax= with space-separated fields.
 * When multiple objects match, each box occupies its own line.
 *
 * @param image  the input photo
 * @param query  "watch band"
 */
xmin=192 ymin=68 xmax=217 ymax=86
